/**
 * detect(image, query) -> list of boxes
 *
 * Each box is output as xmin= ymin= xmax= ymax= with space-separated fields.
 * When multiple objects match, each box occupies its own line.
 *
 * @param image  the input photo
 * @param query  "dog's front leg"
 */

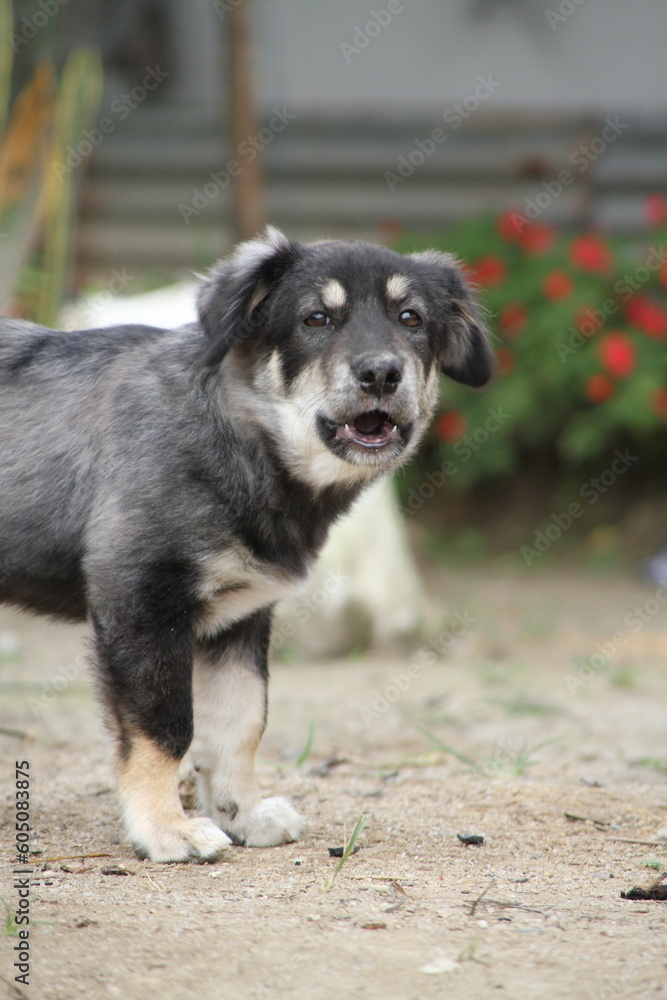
xmin=192 ymin=608 xmax=304 ymax=846
xmin=91 ymin=601 xmax=231 ymax=863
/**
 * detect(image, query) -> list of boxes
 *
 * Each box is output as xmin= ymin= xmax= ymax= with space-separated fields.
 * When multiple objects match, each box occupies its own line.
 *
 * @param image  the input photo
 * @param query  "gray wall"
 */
xmin=257 ymin=0 xmax=667 ymax=115
xmin=157 ymin=1 xmax=667 ymax=116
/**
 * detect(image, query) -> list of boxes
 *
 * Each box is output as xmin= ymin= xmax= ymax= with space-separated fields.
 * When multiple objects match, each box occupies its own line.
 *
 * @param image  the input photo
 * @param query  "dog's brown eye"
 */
xmin=304 ymin=312 xmax=331 ymax=328
xmin=399 ymin=309 xmax=422 ymax=328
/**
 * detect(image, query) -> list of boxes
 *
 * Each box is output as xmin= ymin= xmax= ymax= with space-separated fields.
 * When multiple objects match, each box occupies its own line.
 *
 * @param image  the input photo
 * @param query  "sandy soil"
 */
xmin=1 ymin=563 xmax=666 ymax=1000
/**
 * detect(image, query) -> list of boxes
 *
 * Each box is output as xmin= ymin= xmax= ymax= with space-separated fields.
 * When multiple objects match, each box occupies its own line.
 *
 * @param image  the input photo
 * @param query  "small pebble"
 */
xmin=457 ymin=833 xmax=485 ymax=846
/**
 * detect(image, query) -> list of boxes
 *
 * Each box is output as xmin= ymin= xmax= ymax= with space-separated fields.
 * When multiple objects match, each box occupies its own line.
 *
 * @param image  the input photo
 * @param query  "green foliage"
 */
xmin=397 ymin=211 xmax=667 ymax=494
xmin=36 ymin=47 xmax=103 ymax=325
xmin=0 ymin=0 xmax=102 ymax=322
xmin=0 ymin=0 xmax=11 ymax=135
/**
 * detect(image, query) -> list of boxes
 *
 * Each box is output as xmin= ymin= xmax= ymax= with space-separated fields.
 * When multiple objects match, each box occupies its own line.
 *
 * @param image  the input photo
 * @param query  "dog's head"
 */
xmin=197 ymin=227 xmax=493 ymax=489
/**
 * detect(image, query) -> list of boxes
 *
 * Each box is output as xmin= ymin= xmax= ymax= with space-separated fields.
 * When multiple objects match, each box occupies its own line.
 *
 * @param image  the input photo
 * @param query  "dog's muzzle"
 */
xmin=315 ymin=351 xmax=418 ymax=465
xmin=334 ymin=410 xmax=401 ymax=449
xmin=316 ymin=401 xmax=414 ymax=463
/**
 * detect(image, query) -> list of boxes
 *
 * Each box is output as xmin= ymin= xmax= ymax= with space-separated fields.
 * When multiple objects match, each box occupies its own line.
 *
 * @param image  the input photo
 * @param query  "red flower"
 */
xmin=625 ymin=296 xmax=646 ymax=324
xmin=495 ymin=347 xmax=515 ymax=375
xmin=626 ymin=296 xmax=667 ymax=338
xmin=497 ymin=211 xmax=523 ymax=241
xmin=569 ymin=235 xmax=613 ymax=273
xmin=437 ymin=410 xmax=467 ymax=442
xmin=543 ymin=271 xmax=574 ymax=300
xmin=598 ymin=332 xmax=636 ymax=378
xmin=469 ymin=255 xmax=507 ymax=287
xmin=645 ymin=195 xmax=667 ymax=229
xmin=499 ymin=303 xmax=527 ymax=337
xmin=518 ymin=224 xmax=556 ymax=255
xmin=585 ymin=374 xmax=615 ymax=403
xmin=651 ymin=388 xmax=667 ymax=417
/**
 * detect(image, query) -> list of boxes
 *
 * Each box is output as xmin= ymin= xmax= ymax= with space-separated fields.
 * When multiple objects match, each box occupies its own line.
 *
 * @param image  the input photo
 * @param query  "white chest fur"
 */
xmin=196 ymin=545 xmax=306 ymax=638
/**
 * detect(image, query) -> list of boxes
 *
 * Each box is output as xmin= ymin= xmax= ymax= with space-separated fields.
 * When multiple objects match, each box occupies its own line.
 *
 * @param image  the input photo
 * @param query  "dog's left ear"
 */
xmin=410 ymin=250 xmax=494 ymax=388
xmin=198 ymin=226 xmax=299 ymax=368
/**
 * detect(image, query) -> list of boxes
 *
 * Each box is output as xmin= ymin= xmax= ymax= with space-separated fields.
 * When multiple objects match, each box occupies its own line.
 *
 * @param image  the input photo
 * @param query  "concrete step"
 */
xmin=78 ymin=107 xmax=667 ymax=277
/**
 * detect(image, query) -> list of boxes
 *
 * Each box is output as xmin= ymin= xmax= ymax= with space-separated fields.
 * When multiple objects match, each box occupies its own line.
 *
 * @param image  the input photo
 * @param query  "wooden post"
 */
xmin=227 ymin=0 xmax=265 ymax=241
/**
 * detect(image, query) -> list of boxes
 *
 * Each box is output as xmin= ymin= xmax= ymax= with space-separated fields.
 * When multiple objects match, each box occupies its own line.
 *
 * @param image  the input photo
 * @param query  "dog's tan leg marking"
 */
xmin=192 ymin=659 xmax=304 ymax=847
xmin=117 ymin=733 xmax=231 ymax=862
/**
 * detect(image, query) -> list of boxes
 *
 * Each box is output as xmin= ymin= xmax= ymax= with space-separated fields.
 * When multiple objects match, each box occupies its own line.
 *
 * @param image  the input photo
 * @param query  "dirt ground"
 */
xmin=1 ymin=562 xmax=666 ymax=1000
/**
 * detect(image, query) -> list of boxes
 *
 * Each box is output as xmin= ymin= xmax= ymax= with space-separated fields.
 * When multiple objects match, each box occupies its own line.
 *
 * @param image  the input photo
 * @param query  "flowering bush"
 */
xmin=396 ymin=204 xmax=667 ymax=493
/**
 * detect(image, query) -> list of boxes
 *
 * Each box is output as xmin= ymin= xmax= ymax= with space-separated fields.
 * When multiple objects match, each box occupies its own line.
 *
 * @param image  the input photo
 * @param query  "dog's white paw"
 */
xmin=221 ymin=797 xmax=305 ymax=847
xmin=130 ymin=815 xmax=232 ymax=863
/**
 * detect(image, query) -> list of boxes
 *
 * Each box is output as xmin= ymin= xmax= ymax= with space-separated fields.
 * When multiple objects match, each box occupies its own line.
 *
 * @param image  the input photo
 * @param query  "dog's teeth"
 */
xmin=392 ymin=425 xmax=398 ymax=432
xmin=345 ymin=423 xmax=350 ymax=431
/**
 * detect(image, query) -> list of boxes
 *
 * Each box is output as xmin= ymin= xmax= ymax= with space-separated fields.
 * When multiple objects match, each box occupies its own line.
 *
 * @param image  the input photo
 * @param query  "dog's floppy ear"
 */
xmin=410 ymin=250 xmax=494 ymax=388
xmin=198 ymin=226 xmax=299 ymax=368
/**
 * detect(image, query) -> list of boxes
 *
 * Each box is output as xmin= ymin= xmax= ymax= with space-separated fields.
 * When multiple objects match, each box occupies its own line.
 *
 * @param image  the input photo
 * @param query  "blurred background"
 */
xmin=5 ymin=0 xmax=667 ymax=269
xmin=3 ymin=15 xmax=667 ymax=990
xmin=2 ymin=0 xmax=667 ymax=652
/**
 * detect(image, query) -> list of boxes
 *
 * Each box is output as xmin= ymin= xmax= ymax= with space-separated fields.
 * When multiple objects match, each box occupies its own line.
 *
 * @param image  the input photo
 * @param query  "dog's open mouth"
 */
xmin=317 ymin=409 xmax=412 ymax=464
xmin=334 ymin=410 xmax=400 ymax=449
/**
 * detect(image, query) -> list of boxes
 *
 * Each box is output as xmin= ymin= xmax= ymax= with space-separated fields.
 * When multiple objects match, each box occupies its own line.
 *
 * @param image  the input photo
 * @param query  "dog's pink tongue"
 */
xmin=354 ymin=412 xmax=384 ymax=435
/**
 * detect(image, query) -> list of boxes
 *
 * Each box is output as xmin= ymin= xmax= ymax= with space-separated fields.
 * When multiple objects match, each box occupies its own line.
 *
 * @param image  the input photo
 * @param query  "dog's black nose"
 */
xmin=353 ymin=354 xmax=403 ymax=396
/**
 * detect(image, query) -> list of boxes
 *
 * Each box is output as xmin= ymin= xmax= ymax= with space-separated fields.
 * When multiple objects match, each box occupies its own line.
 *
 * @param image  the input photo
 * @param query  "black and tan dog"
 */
xmin=0 ymin=228 xmax=492 ymax=861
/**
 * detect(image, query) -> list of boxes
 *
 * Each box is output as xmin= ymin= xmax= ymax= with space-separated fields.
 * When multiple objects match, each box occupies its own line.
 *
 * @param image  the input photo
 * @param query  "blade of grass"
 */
xmin=511 ymin=737 xmax=560 ymax=775
xmin=415 ymin=725 xmax=481 ymax=771
xmin=295 ymin=721 xmax=314 ymax=767
xmin=3 ymin=899 xmax=20 ymax=936
xmin=322 ymin=814 xmax=366 ymax=890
